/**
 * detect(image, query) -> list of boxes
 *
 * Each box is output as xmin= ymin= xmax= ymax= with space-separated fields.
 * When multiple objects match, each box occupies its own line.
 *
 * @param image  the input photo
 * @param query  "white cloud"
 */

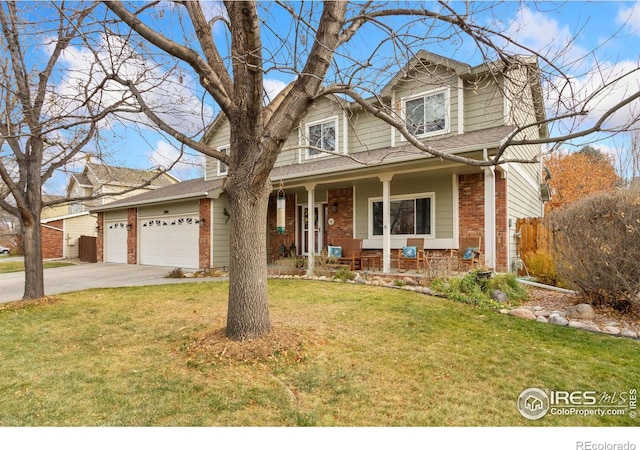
xmin=263 ymin=78 xmax=288 ymax=104
xmin=147 ymin=140 xmax=204 ymax=181
xmin=617 ymin=1 xmax=640 ymax=36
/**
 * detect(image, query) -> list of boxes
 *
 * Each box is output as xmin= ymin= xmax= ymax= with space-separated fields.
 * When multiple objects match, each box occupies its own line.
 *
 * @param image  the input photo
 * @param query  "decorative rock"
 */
xmin=508 ymin=308 xmax=537 ymax=320
xmin=582 ymin=324 xmax=601 ymax=333
xmin=565 ymin=304 xmax=595 ymax=320
xmin=568 ymin=321 xmax=585 ymax=329
xmin=602 ymin=326 xmax=621 ymax=335
xmin=500 ymin=309 xmax=510 ymax=315
xmin=549 ymin=316 xmax=569 ymax=326
xmin=534 ymin=310 xmax=550 ymax=317
xmin=621 ymin=329 xmax=638 ymax=338
xmin=550 ymin=310 xmax=566 ymax=317
xmin=491 ymin=290 xmax=508 ymax=303
xmin=536 ymin=316 xmax=548 ymax=323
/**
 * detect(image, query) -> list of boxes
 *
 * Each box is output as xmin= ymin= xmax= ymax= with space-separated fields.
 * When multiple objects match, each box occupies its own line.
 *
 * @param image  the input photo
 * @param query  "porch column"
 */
xmin=305 ymin=183 xmax=316 ymax=276
xmin=379 ymin=174 xmax=393 ymax=273
xmin=483 ymin=165 xmax=496 ymax=270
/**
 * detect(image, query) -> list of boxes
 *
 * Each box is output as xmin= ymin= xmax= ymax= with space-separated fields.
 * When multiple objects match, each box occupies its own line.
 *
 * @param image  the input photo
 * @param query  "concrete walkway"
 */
xmin=0 ymin=262 xmax=225 ymax=304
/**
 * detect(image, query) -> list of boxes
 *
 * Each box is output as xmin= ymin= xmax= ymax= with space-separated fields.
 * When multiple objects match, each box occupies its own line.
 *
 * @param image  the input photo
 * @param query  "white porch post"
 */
xmin=306 ymin=184 xmax=316 ymax=276
xmin=379 ymin=174 xmax=393 ymax=273
xmin=483 ymin=164 xmax=496 ymax=270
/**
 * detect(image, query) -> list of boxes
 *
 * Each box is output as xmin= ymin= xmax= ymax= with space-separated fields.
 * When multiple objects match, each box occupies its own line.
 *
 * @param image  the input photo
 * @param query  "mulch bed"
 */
xmin=523 ymin=287 xmax=640 ymax=334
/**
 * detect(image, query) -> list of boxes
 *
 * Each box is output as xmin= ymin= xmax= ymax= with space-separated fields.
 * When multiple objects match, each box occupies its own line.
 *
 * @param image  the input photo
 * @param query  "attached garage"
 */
xmin=139 ymin=213 xmax=200 ymax=268
xmin=104 ymin=219 xmax=127 ymax=263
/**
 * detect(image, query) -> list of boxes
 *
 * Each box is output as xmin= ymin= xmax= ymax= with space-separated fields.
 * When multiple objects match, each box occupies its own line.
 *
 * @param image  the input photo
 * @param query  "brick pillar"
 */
xmin=199 ymin=198 xmax=211 ymax=269
xmin=495 ymin=175 xmax=508 ymax=272
xmin=267 ymin=192 xmax=297 ymax=261
xmin=326 ymin=187 xmax=354 ymax=244
xmin=96 ymin=213 xmax=104 ymax=262
xmin=127 ymin=208 xmax=137 ymax=265
xmin=41 ymin=220 xmax=64 ymax=259
xmin=458 ymin=173 xmax=485 ymax=252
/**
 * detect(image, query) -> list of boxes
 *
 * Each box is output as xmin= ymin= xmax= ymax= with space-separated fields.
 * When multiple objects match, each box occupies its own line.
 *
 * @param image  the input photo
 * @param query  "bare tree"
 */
xmin=0 ymin=1 xmax=184 ymax=299
xmin=101 ymin=1 xmax=640 ymax=340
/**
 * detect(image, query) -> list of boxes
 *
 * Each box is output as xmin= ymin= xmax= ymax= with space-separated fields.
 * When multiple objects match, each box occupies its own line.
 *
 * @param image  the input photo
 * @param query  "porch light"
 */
xmin=199 ymin=218 xmax=206 ymax=228
xmin=126 ymin=223 xmax=132 ymax=231
xmin=276 ymin=182 xmax=286 ymax=235
xmin=332 ymin=202 xmax=338 ymax=213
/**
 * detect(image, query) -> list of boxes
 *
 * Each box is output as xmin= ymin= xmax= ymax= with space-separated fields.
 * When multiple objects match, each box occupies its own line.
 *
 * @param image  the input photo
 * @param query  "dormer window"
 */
xmin=402 ymin=88 xmax=449 ymax=138
xmin=217 ymin=146 xmax=229 ymax=176
xmin=306 ymin=116 xmax=338 ymax=159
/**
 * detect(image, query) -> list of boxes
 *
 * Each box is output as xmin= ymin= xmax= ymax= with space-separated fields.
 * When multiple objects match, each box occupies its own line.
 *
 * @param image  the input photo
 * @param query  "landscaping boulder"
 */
xmin=565 ymin=304 xmax=595 ymax=320
xmin=508 ymin=308 xmax=537 ymax=320
xmin=491 ymin=290 xmax=508 ymax=303
xmin=549 ymin=315 xmax=569 ymax=326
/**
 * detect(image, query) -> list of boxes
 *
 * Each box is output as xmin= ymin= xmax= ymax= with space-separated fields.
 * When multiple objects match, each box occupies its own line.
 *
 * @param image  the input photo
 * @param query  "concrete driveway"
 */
xmin=0 ymin=262 xmax=225 ymax=304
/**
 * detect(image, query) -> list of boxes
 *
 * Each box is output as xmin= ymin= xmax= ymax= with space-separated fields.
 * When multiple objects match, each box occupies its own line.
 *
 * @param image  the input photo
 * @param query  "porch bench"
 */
xmin=329 ymin=238 xmax=363 ymax=271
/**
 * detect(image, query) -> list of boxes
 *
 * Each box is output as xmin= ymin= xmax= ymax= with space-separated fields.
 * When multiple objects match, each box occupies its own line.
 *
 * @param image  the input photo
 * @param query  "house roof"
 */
xmin=93 ymin=124 xmax=515 ymax=212
xmin=67 ymin=162 xmax=179 ymax=197
xmin=271 ymin=125 xmax=517 ymax=182
xmin=91 ymin=177 xmax=224 ymax=211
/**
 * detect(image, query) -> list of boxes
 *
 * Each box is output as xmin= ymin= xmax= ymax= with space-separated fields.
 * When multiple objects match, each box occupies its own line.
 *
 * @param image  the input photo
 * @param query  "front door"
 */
xmin=301 ymin=204 xmax=325 ymax=255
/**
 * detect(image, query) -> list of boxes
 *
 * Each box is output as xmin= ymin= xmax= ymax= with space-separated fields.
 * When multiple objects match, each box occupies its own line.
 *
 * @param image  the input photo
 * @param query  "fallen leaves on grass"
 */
xmin=0 ymin=296 xmax=61 ymax=311
xmin=181 ymin=324 xmax=325 ymax=366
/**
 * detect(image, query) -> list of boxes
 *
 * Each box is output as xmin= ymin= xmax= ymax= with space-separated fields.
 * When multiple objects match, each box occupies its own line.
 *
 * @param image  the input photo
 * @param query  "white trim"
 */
xmin=400 ymin=87 xmax=450 ymax=140
xmin=41 ymin=211 xmax=90 ymax=222
xmin=509 ymin=160 xmax=539 ymax=190
xmin=452 ymin=174 xmax=459 ymax=249
xmin=216 ymin=145 xmax=229 ymax=176
xmin=304 ymin=116 xmax=339 ymax=159
xmin=342 ymin=110 xmax=348 ymax=155
xmin=368 ymin=192 xmax=435 ymax=239
xmin=457 ymin=77 xmax=464 ymax=135
xmin=483 ymin=162 xmax=496 ymax=270
xmin=390 ymin=90 xmax=396 ymax=147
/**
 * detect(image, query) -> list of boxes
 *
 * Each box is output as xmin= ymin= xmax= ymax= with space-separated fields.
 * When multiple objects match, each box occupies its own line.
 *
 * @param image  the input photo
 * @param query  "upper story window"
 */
xmin=69 ymin=202 xmax=85 ymax=214
xmin=306 ymin=116 xmax=338 ymax=159
xmin=402 ymin=88 xmax=449 ymax=138
xmin=217 ymin=146 xmax=229 ymax=176
xmin=370 ymin=193 xmax=434 ymax=237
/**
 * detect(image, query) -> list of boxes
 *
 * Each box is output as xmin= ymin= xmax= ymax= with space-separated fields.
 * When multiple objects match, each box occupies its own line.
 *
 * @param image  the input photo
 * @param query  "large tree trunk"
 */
xmin=21 ymin=212 xmax=45 ymax=300
xmin=225 ymin=179 xmax=272 ymax=341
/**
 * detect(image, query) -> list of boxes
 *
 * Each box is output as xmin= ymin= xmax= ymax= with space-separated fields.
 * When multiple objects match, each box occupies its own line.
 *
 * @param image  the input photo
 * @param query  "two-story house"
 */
xmin=41 ymin=162 xmax=179 ymax=259
xmin=93 ymin=51 xmax=547 ymax=272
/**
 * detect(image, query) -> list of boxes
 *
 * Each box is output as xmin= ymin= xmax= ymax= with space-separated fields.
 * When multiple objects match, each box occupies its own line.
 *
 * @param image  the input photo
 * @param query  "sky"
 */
xmin=39 ymin=0 xmax=640 ymax=194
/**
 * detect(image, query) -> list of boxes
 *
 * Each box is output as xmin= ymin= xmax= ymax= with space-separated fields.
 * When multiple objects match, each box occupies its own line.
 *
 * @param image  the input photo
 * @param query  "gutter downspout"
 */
xmin=483 ymin=149 xmax=496 ymax=270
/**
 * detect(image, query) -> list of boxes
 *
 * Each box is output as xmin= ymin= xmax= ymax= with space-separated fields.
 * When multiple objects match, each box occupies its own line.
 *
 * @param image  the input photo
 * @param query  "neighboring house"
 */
xmin=93 ymin=51 xmax=547 ymax=272
xmin=41 ymin=163 xmax=179 ymax=259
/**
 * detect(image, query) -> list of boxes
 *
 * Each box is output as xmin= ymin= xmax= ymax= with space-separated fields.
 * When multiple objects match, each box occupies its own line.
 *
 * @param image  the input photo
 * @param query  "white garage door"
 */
xmin=139 ymin=214 xmax=200 ymax=268
xmin=105 ymin=220 xmax=127 ymax=263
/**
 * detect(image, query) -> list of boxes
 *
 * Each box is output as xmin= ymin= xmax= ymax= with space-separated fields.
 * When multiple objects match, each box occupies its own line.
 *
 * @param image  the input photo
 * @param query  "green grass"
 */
xmin=0 ymin=280 xmax=637 ymax=426
xmin=0 ymin=261 xmax=75 ymax=274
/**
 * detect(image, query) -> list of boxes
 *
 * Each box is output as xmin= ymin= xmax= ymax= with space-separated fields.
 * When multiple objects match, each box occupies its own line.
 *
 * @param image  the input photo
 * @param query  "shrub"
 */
xmin=429 ymin=270 xmax=524 ymax=309
xmin=333 ymin=267 xmax=355 ymax=282
xmin=166 ymin=267 xmax=184 ymax=278
xmin=522 ymin=250 xmax=558 ymax=286
xmin=548 ymin=190 xmax=640 ymax=311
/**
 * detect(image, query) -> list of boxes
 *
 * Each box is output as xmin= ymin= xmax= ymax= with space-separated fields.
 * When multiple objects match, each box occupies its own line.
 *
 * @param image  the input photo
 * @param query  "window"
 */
xmin=217 ymin=146 xmax=229 ymax=176
xmin=306 ymin=117 xmax=337 ymax=158
xmin=403 ymin=88 xmax=449 ymax=137
xmin=371 ymin=195 xmax=433 ymax=236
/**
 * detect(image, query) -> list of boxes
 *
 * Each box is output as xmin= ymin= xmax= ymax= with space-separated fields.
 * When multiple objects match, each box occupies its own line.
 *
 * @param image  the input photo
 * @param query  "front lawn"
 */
xmin=0 ymin=261 xmax=75 ymax=274
xmin=0 ymin=280 xmax=637 ymax=426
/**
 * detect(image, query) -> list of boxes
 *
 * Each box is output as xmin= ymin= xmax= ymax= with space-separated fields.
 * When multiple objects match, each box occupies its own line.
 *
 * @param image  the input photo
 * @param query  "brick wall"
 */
xmin=41 ymin=220 xmax=63 ymax=259
xmin=458 ymin=173 xmax=485 ymax=247
xmin=326 ymin=187 xmax=353 ymax=244
xmin=267 ymin=193 xmax=296 ymax=261
xmin=96 ymin=212 xmax=104 ymax=262
xmin=127 ymin=208 xmax=137 ymax=264
xmin=199 ymin=198 xmax=211 ymax=269
xmin=458 ymin=172 xmax=509 ymax=271
xmin=495 ymin=175 xmax=508 ymax=271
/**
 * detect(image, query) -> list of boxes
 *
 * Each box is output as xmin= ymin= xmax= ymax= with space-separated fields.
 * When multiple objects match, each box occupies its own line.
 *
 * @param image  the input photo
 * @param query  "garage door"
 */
xmin=139 ymin=214 xmax=199 ymax=268
xmin=105 ymin=220 xmax=127 ymax=263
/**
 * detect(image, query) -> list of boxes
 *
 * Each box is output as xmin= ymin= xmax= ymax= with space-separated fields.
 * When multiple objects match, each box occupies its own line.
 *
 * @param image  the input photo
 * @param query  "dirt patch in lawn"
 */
xmin=183 ymin=323 xmax=326 ymax=365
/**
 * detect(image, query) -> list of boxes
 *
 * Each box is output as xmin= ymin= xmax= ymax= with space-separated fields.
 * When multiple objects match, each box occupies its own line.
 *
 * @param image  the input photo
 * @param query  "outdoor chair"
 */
xmin=397 ymin=238 xmax=425 ymax=272
xmin=329 ymin=238 xmax=363 ymax=271
xmin=455 ymin=236 xmax=482 ymax=270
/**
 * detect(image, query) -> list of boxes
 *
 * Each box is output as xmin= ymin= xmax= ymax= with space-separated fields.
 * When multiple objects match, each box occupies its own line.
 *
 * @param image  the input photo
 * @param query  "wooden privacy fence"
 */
xmin=78 ymin=235 xmax=97 ymax=263
xmin=516 ymin=217 xmax=553 ymax=256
